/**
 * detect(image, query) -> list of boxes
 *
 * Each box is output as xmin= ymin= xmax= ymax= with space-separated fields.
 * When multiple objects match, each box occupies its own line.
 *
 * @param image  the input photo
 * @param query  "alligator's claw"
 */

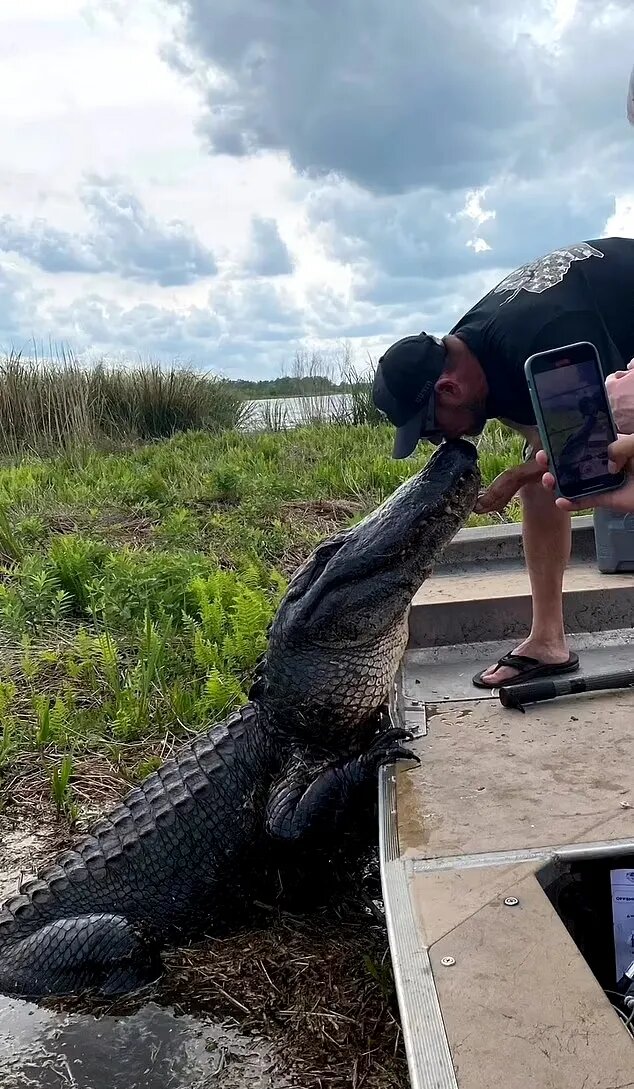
xmin=361 ymin=727 xmax=419 ymax=772
xmin=373 ymin=725 xmax=415 ymax=747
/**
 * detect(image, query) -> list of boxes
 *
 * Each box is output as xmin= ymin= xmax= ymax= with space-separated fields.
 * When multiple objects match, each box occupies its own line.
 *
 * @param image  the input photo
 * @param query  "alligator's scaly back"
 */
xmin=0 ymin=440 xmax=480 ymax=999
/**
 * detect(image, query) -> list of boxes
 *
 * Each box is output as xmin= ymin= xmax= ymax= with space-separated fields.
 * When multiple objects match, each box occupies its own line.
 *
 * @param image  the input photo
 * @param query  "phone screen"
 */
xmin=532 ymin=351 xmax=620 ymax=498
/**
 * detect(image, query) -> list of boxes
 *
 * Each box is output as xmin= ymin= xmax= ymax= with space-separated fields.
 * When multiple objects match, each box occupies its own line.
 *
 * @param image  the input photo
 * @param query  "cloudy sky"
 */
xmin=1 ymin=0 xmax=633 ymax=378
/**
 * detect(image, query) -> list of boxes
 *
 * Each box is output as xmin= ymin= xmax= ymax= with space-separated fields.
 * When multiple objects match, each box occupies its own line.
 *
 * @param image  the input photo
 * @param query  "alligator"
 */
xmin=0 ymin=438 xmax=480 ymax=1000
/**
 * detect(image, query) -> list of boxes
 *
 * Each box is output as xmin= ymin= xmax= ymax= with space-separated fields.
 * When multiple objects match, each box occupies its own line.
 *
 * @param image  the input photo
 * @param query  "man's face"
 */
xmin=428 ymin=346 xmax=489 ymax=442
xmin=433 ymin=394 xmax=488 ymax=441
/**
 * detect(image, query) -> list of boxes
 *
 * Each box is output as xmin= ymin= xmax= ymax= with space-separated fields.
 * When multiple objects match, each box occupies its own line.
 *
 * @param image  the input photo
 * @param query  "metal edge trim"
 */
xmin=392 ymin=670 xmax=428 ymax=738
xmin=378 ymin=765 xmax=458 ymax=1089
xmin=409 ymin=837 xmax=634 ymax=874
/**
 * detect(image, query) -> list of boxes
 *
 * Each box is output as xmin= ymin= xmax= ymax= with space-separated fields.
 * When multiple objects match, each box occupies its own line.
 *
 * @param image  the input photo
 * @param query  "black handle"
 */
xmin=499 ymin=667 xmax=634 ymax=710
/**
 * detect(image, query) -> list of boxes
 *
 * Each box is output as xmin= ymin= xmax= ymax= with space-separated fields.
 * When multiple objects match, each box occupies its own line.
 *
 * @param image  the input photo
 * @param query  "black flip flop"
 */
xmin=472 ymin=651 xmax=580 ymax=690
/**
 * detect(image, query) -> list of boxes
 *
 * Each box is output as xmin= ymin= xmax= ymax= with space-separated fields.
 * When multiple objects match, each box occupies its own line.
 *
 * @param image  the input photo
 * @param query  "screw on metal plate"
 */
xmin=440 ymin=956 xmax=456 ymax=967
xmin=504 ymin=897 xmax=519 ymax=907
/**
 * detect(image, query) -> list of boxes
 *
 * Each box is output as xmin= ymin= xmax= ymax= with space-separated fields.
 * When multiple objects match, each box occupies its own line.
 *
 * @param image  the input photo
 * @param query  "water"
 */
xmin=0 ymin=999 xmax=286 ymax=1089
xmin=243 ymin=394 xmax=353 ymax=430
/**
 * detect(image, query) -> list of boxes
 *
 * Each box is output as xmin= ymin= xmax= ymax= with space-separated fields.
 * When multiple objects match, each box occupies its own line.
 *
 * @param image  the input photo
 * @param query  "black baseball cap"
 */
xmin=372 ymin=332 xmax=447 ymax=458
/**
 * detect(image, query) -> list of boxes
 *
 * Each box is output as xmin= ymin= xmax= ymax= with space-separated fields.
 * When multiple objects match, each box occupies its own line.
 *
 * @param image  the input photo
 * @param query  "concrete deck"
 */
xmin=420 ymin=864 xmax=634 ymax=1089
xmin=416 ymin=558 xmax=634 ymax=603
xmin=410 ymin=558 xmax=634 ymax=647
xmin=410 ymin=514 xmax=634 ymax=647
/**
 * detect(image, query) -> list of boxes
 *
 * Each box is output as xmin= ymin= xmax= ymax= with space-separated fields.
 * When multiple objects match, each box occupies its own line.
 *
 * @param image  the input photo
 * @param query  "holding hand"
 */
xmin=473 ymin=454 xmax=548 ymax=514
xmin=537 ymin=436 xmax=634 ymax=512
xmin=605 ymin=360 xmax=634 ymax=433
xmin=537 ymin=358 xmax=634 ymax=513
xmin=473 ymin=467 xmax=524 ymax=514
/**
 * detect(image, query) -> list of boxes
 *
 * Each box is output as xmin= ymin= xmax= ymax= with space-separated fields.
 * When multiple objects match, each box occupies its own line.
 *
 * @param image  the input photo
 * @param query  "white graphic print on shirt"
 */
xmin=492 ymin=243 xmax=605 ymax=305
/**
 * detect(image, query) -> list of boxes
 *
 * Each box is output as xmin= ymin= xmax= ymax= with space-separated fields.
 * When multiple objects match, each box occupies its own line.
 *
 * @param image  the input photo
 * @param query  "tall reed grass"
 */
xmin=0 ymin=351 xmax=247 ymax=455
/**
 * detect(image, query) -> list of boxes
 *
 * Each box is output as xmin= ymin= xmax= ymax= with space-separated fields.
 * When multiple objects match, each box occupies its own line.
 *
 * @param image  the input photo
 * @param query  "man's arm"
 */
xmin=475 ymin=307 xmax=625 ymax=516
xmin=473 ymin=458 xmax=544 ymax=514
xmin=473 ymin=423 xmax=543 ymax=514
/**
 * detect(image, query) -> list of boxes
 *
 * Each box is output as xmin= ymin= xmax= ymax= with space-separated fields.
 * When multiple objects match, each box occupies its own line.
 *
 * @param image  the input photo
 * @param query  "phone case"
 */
xmin=524 ymin=341 xmax=624 ymax=502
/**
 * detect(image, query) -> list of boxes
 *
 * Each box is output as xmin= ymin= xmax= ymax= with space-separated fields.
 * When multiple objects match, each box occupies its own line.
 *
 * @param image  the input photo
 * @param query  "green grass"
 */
xmin=0 ymin=414 xmax=527 ymax=824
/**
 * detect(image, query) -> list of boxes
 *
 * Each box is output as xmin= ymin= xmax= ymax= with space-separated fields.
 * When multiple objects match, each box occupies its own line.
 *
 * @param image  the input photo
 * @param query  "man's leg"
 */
xmin=478 ymin=472 xmax=573 ymax=687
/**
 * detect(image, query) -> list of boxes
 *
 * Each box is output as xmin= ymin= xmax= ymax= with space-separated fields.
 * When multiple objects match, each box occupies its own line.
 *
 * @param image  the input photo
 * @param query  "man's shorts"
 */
xmin=498 ymin=417 xmax=540 ymax=463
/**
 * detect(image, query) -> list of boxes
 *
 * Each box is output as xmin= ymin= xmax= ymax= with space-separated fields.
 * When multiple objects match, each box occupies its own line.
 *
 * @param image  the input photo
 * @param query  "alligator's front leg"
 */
xmin=265 ymin=721 xmax=419 ymax=843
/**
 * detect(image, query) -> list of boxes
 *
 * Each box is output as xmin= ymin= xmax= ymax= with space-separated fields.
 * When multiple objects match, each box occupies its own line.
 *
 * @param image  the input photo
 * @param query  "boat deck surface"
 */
xmin=383 ymin=517 xmax=634 ymax=1089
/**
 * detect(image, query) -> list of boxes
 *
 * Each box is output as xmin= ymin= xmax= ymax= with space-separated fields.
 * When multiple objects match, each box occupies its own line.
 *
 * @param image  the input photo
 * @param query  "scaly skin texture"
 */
xmin=0 ymin=439 xmax=480 ymax=1000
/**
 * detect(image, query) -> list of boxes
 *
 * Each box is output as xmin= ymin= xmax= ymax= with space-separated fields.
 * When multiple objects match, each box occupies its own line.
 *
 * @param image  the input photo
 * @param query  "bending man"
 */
xmin=372 ymin=237 xmax=634 ymax=688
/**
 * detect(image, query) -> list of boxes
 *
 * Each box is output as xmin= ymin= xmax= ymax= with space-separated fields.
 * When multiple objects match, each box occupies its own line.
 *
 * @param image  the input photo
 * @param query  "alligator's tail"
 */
xmin=0 ymin=817 xmax=162 ymax=998
xmin=0 ymin=791 xmax=173 ymax=997
xmin=0 ymin=912 xmax=163 ymax=998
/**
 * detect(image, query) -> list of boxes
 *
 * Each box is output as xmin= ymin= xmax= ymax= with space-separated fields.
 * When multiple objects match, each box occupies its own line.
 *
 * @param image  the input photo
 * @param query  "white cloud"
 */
xmin=43 ymin=277 xmax=307 ymax=376
xmin=242 ymin=217 xmax=293 ymax=277
xmin=603 ymin=195 xmax=634 ymax=237
xmin=0 ymin=0 xmax=633 ymax=377
xmin=0 ymin=176 xmax=218 ymax=286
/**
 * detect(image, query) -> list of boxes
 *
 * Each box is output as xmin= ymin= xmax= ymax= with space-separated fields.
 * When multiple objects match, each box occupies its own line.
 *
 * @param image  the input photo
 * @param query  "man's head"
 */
xmin=372 ymin=332 xmax=489 ymax=458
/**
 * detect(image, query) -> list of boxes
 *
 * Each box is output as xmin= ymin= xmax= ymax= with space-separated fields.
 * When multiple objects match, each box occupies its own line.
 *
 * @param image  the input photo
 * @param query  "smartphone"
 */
xmin=524 ymin=340 xmax=626 ymax=501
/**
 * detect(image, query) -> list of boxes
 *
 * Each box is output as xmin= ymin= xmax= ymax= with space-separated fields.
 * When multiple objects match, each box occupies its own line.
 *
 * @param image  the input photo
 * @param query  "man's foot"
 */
xmin=474 ymin=638 xmax=578 ymax=688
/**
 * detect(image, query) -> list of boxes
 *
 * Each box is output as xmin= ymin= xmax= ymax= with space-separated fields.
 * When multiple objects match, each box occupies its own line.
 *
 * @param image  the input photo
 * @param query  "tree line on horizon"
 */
xmin=226 ymin=373 xmax=371 ymax=399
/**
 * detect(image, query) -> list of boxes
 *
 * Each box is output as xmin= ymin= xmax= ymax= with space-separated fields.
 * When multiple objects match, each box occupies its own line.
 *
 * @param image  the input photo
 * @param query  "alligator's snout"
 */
xmin=277 ymin=437 xmax=480 ymax=625
xmin=261 ymin=439 xmax=481 ymax=734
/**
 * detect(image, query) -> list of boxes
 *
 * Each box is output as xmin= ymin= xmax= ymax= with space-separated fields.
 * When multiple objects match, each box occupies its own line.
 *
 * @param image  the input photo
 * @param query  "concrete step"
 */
xmin=410 ymin=559 xmax=634 ymax=647
xmin=434 ymin=514 xmax=596 ymax=572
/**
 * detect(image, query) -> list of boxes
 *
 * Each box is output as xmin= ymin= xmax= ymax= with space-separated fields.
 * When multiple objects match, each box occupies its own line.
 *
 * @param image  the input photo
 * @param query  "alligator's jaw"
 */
xmin=258 ymin=439 xmax=481 ymax=741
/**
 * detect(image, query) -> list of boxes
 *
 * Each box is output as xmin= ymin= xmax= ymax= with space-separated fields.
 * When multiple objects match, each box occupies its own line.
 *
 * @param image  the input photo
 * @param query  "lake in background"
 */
xmin=243 ymin=393 xmax=353 ymax=430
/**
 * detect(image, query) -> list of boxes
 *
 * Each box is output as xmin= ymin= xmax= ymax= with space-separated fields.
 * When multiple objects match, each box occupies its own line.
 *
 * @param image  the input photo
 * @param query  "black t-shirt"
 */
xmin=450 ymin=237 xmax=634 ymax=429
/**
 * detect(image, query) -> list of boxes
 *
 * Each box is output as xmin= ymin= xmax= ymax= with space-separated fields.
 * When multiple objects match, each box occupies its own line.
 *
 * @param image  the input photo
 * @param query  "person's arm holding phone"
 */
xmin=606 ymin=361 xmax=634 ymax=432
xmin=524 ymin=339 xmax=626 ymax=502
xmin=474 ymin=312 xmax=625 ymax=514
xmin=538 ymin=362 xmax=634 ymax=512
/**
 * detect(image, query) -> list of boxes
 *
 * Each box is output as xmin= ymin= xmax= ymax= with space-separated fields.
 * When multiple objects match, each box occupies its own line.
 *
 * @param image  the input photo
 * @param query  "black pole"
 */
xmin=498 ymin=667 xmax=634 ymax=711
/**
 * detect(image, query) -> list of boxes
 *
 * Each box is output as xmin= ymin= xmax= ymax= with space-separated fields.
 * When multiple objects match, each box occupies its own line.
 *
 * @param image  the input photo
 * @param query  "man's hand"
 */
xmin=473 ymin=461 xmax=544 ymax=514
xmin=536 ymin=437 xmax=634 ymax=513
xmin=536 ymin=358 xmax=634 ymax=513
xmin=606 ymin=361 xmax=634 ymax=433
